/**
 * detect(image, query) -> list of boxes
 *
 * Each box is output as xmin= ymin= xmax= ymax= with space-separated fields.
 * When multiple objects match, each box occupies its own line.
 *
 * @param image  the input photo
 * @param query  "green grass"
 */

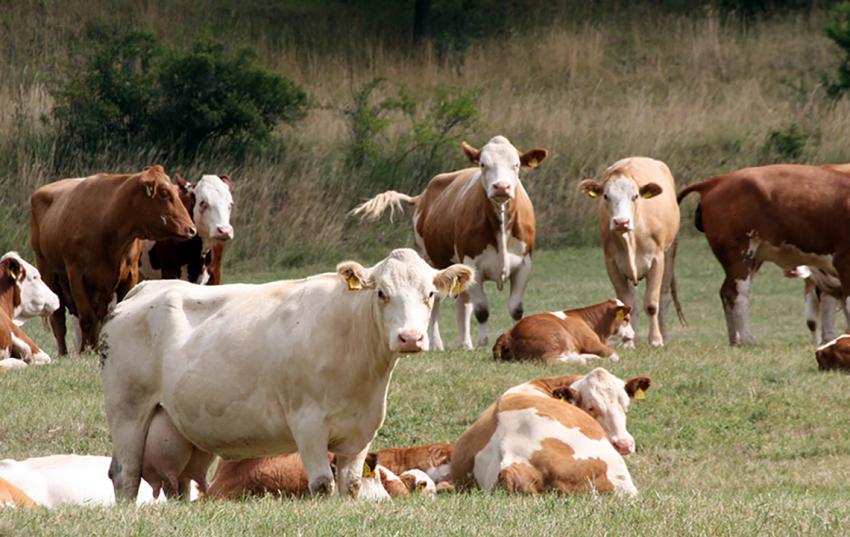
xmin=2 ymin=238 xmax=850 ymax=536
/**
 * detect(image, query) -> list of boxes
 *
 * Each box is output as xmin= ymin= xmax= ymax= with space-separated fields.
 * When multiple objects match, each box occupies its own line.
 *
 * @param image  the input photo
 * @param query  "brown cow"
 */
xmin=0 ymin=476 xmax=37 ymax=508
xmin=492 ymin=299 xmax=634 ymax=363
xmin=0 ymin=257 xmax=51 ymax=370
xmin=678 ymin=164 xmax=850 ymax=345
xmin=815 ymin=334 xmax=850 ymax=371
xmin=451 ymin=369 xmax=650 ymax=495
xmin=580 ymin=157 xmax=684 ymax=347
xmin=30 ymin=165 xmax=196 ymax=354
xmin=351 ymin=136 xmax=548 ymax=350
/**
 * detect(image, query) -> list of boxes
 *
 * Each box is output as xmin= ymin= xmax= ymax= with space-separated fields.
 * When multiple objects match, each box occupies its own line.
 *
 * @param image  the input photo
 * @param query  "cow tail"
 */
xmin=348 ymin=191 xmax=419 ymax=223
xmin=668 ymin=238 xmax=687 ymax=327
xmin=492 ymin=333 xmax=513 ymax=361
xmin=677 ymin=177 xmax=722 ymax=233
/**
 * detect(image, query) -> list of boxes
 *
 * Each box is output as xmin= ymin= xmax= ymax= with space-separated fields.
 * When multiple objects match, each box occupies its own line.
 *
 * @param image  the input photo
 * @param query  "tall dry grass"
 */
xmin=0 ymin=3 xmax=846 ymax=267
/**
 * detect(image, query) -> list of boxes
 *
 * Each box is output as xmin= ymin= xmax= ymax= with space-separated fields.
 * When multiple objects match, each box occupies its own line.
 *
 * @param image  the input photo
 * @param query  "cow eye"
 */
xmin=199 ymin=201 xmax=208 ymax=211
xmin=429 ymin=291 xmax=435 ymax=298
xmin=632 ymin=194 xmax=638 ymax=201
xmin=159 ymin=189 xmax=170 ymax=199
xmin=603 ymin=194 xmax=608 ymax=201
xmin=378 ymin=290 xmax=388 ymax=301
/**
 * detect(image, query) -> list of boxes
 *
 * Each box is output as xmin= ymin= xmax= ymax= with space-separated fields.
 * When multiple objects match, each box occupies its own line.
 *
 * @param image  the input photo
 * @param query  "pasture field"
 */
xmin=1 ymin=237 xmax=849 ymax=536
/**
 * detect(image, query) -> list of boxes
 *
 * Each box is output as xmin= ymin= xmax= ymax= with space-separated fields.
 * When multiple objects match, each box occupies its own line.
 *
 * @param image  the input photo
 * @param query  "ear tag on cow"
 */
xmin=8 ymin=268 xmax=18 ymax=280
xmin=347 ymin=275 xmax=362 ymax=291
xmin=634 ymin=388 xmax=646 ymax=400
xmin=362 ymin=461 xmax=375 ymax=478
xmin=587 ymin=190 xmax=597 ymax=198
xmin=450 ymin=277 xmax=463 ymax=295
xmin=558 ymin=394 xmax=567 ymax=402
xmin=641 ymin=191 xmax=654 ymax=199
xmin=528 ymin=158 xmax=539 ymax=169
xmin=616 ymin=309 xmax=625 ymax=321
xmin=146 ymin=185 xmax=155 ymax=198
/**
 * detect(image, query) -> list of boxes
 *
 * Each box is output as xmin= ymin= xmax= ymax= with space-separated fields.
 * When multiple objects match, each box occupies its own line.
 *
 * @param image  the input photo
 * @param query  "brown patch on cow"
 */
xmin=208 ymin=452 xmax=333 ymax=499
xmin=526 ymin=438 xmax=614 ymax=494
xmin=816 ymin=336 xmax=850 ymax=371
xmin=374 ymin=443 xmax=454 ymax=478
xmin=451 ymin=403 xmax=499 ymax=489
xmin=377 ymin=467 xmax=410 ymax=497
xmin=0 ymin=476 xmax=37 ymax=508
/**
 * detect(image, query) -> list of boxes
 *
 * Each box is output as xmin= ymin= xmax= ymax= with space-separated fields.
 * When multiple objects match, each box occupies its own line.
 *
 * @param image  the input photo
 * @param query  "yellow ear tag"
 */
xmin=558 ymin=394 xmax=567 ymax=402
xmin=8 ymin=269 xmax=18 ymax=280
xmin=362 ymin=462 xmax=375 ymax=478
xmin=616 ymin=309 xmax=625 ymax=321
xmin=347 ymin=275 xmax=362 ymax=291
xmin=587 ymin=190 xmax=597 ymax=198
xmin=641 ymin=191 xmax=654 ymax=199
xmin=146 ymin=185 xmax=155 ymax=198
xmin=450 ymin=277 xmax=463 ymax=295
xmin=634 ymin=388 xmax=645 ymax=400
xmin=528 ymin=158 xmax=539 ymax=169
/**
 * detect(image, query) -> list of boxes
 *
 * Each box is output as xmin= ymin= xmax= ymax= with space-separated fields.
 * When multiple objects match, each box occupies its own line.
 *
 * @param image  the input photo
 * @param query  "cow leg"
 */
xmin=334 ymin=447 xmax=371 ymax=498
xmin=456 ymin=291 xmax=474 ymax=350
xmin=604 ymin=257 xmax=636 ymax=349
xmin=804 ymin=284 xmax=821 ymax=344
xmin=107 ymin=405 xmax=158 ymax=502
xmin=66 ymin=268 xmax=98 ymax=352
xmin=291 ymin=415 xmax=334 ymax=496
xmin=429 ymin=296 xmax=444 ymax=351
xmin=643 ymin=254 xmax=664 ymax=347
xmin=465 ymin=281 xmax=491 ymax=348
xmin=658 ymin=247 xmax=676 ymax=343
xmin=719 ymin=269 xmax=756 ymax=346
xmin=49 ymin=301 xmax=68 ymax=357
xmin=820 ymin=293 xmax=838 ymax=345
xmin=507 ymin=255 xmax=531 ymax=321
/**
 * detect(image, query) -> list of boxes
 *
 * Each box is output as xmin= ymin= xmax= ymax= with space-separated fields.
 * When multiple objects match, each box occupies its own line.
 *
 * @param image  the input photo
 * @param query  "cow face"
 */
xmin=580 ymin=176 xmax=662 ymax=232
xmin=0 ymin=256 xmax=24 ymax=310
xmin=604 ymin=300 xmax=635 ymax=346
xmin=462 ymin=136 xmax=548 ymax=204
xmin=570 ymin=368 xmax=651 ymax=455
xmin=139 ymin=165 xmax=197 ymax=241
xmin=337 ymin=249 xmax=475 ymax=353
xmin=0 ymin=252 xmax=59 ymax=324
xmin=193 ymin=175 xmax=234 ymax=243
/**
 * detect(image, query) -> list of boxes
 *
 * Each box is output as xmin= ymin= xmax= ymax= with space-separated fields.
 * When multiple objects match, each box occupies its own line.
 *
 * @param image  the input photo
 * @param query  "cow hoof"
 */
xmin=431 ymin=340 xmax=445 ymax=352
xmin=477 ymin=336 xmax=489 ymax=348
xmin=309 ymin=476 xmax=335 ymax=496
xmin=347 ymin=478 xmax=362 ymax=498
xmin=510 ymin=307 xmax=523 ymax=321
xmin=461 ymin=341 xmax=474 ymax=351
xmin=650 ymin=339 xmax=664 ymax=348
xmin=32 ymin=351 xmax=52 ymax=365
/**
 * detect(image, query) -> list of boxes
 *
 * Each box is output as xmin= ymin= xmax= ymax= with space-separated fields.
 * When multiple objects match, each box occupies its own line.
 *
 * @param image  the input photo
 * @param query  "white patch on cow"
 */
xmin=400 ymin=469 xmax=437 ymax=494
xmin=31 ymin=350 xmax=51 ymax=365
xmin=476 ymin=136 xmax=523 ymax=203
xmin=816 ymin=334 xmax=850 ymax=352
xmin=549 ymin=311 xmax=567 ymax=320
xmin=198 ymin=269 xmax=211 ymax=285
xmin=193 ymin=175 xmax=234 ymax=247
xmin=608 ymin=322 xmax=635 ymax=346
xmin=468 ymin=240 xmax=526 ymax=284
xmin=503 ymin=382 xmax=545 ymax=397
xmin=425 ymin=463 xmax=451 ymax=484
xmin=601 ymin=176 xmax=638 ymax=232
xmin=732 ymin=277 xmax=752 ymax=343
xmin=614 ymin=299 xmax=625 ymax=307
xmin=458 ymin=171 xmax=481 ymax=200
xmin=744 ymin=230 xmax=760 ymax=259
xmin=0 ymin=358 xmax=27 ymax=370
xmin=359 ymin=475 xmax=391 ymax=501
xmin=570 ymin=369 xmax=634 ymax=453
xmin=10 ymin=334 xmax=31 ymax=360
xmin=472 ymin=408 xmax=636 ymax=496
xmin=1 ymin=252 xmax=60 ymax=325
xmin=69 ymin=314 xmax=82 ymax=352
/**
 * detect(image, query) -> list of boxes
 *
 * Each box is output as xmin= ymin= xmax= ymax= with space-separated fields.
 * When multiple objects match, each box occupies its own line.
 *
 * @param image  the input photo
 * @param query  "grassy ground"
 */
xmin=1 ymin=237 xmax=849 ymax=536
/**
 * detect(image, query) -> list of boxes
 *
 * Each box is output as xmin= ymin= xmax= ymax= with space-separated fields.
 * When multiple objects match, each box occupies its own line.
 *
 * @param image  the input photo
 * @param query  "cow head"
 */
xmin=569 ymin=368 xmax=651 ymax=455
xmin=192 ymin=175 xmax=235 ymax=244
xmin=0 ymin=252 xmax=59 ymax=325
xmin=337 ymin=248 xmax=475 ymax=353
xmin=0 ymin=256 xmax=24 ymax=314
xmin=580 ymin=175 xmax=662 ymax=232
xmin=462 ymin=136 xmax=548 ymax=204
xmin=601 ymin=299 xmax=635 ymax=346
xmin=138 ymin=165 xmax=197 ymax=241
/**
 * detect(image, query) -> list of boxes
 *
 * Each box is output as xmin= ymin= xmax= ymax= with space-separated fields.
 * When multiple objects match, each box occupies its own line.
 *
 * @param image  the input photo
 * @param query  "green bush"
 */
xmin=52 ymin=26 xmax=307 ymax=163
xmin=761 ymin=124 xmax=811 ymax=162
xmin=825 ymin=1 xmax=850 ymax=97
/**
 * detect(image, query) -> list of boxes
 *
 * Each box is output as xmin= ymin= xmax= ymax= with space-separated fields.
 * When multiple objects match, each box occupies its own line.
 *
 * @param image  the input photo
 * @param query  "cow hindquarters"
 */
xmin=507 ymin=255 xmax=531 ymax=321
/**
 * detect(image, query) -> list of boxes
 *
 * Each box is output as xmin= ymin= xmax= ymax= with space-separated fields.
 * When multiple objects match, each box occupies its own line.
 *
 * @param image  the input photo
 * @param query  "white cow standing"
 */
xmin=0 ymin=251 xmax=60 ymax=326
xmin=101 ymin=248 xmax=474 ymax=500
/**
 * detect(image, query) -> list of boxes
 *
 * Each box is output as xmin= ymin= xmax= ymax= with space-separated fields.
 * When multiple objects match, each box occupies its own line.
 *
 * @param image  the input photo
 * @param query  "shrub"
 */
xmin=761 ymin=124 xmax=811 ymax=162
xmin=825 ymin=1 xmax=850 ymax=97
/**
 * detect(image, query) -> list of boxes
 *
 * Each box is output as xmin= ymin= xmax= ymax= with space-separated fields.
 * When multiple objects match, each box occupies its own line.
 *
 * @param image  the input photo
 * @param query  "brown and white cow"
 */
xmin=451 ymin=369 xmax=650 ymax=495
xmin=30 ymin=165 xmax=196 ymax=354
xmin=492 ymin=299 xmax=634 ymax=363
xmin=814 ymin=334 xmax=850 ymax=371
xmin=0 ymin=256 xmax=51 ymax=371
xmin=373 ymin=442 xmax=454 ymax=484
xmin=351 ymin=136 xmax=548 ymax=350
xmin=0 ymin=477 xmax=37 ymax=508
xmin=140 ymin=174 xmax=234 ymax=285
xmin=580 ymin=157 xmax=684 ymax=347
xmin=678 ymin=164 xmax=850 ymax=346
xmin=783 ymin=265 xmax=844 ymax=344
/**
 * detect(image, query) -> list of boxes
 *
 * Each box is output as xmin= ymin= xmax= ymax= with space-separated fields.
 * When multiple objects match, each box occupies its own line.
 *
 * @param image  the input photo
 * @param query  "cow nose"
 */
xmin=397 ymin=330 xmax=425 ymax=352
xmin=215 ymin=225 xmax=234 ymax=241
xmin=612 ymin=217 xmax=631 ymax=230
xmin=612 ymin=439 xmax=634 ymax=455
xmin=185 ymin=226 xmax=197 ymax=238
xmin=491 ymin=182 xmax=512 ymax=199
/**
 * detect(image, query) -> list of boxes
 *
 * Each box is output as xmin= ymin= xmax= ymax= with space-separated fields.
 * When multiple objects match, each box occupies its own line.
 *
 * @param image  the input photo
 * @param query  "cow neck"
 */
xmin=0 ymin=277 xmax=18 ymax=316
xmin=107 ymin=175 xmax=160 ymax=259
xmin=566 ymin=302 xmax=613 ymax=340
xmin=352 ymin=292 xmax=398 ymax=378
xmin=529 ymin=374 xmax=584 ymax=397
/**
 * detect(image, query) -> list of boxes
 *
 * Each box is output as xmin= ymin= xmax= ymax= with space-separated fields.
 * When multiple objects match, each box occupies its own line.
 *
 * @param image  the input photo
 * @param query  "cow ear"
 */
xmin=362 ymin=452 xmax=378 ymax=477
xmin=639 ymin=182 xmax=663 ymax=199
xmin=461 ymin=141 xmax=481 ymax=163
xmin=552 ymin=386 xmax=577 ymax=403
xmin=140 ymin=173 xmax=158 ymax=198
xmin=520 ymin=148 xmax=548 ymax=169
xmin=2 ymin=258 xmax=23 ymax=282
xmin=175 ymin=173 xmax=192 ymax=192
xmin=337 ymin=261 xmax=373 ymax=291
xmin=219 ymin=174 xmax=233 ymax=189
xmin=625 ymin=376 xmax=652 ymax=400
xmin=579 ymin=179 xmax=603 ymax=199
xmin=434 ymin=264 xmax=475 ymax=296
xmin=615 ymin=304 xmax=631 ymax=321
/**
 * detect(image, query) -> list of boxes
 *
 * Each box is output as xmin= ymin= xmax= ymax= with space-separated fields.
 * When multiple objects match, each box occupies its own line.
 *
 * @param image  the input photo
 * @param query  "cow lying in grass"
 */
xmin=815 ymin=335 xmax=850 ymax=371
xmin=0 ymin=256 xmax=52 ymax=371
xmin=492 ymin=299 xmax=634 ymax=363
xmin=1 ymin=251 xmax=59 ymax=326
xmin=451 ymin=369 xmax=651 ymax=495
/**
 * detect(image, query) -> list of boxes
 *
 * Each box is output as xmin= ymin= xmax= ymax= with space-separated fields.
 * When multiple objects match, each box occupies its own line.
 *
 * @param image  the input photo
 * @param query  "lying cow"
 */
xmin=101 ymin=248 xmax=474 ymax=501
xmin=492 ymin=299 xmax=634 ymax=363
xmin=814 ymin=334 xmax=850 ymax=371
xmin=1 ymin=252 xmax=59 ymax=326
xmin=373 ymin=442 xmax=453 ymax=484
xmin=140 ymin=174 xmax=234 ymax=285
xmin=580 ymin=157 xmax=684 ymax=347
xmin=352 ymin=136 xmax=548 ymax=350
xmin=0 ymin=476 xmax=36 ymax=508
xmin=0 ymin=454 xmax=168 ymax=507
xmin=451 ymin=368 xmax=651 ymax=495
xmin=30 ymin=165 xmax=196 ymax=354
xmin=783 ymin=265 xmax=844 ymax=345
xmin=0 ymin=256 xmax=51 ymax=371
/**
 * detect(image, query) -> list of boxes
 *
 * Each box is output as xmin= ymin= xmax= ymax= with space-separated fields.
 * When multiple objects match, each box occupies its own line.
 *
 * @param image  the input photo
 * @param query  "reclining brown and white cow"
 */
xmin=0 ymin=256 xmax=52 ymax=370
xmin=451 ymin=368 xmax=651 ymax=495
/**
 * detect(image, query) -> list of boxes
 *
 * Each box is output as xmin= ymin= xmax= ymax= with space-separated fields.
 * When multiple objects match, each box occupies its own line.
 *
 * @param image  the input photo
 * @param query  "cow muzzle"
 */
xmin=489 ymin=182 xmax=513 ymax=203
xmin=611 ymin=438 xmax=635 ymax=456
xmin=396 ymin=330 xmax=426 ymax=353
xmin=213 ymin=225 xmax=234 ymax=242
xmin=611 ymin=217 xmax=632 ymax=232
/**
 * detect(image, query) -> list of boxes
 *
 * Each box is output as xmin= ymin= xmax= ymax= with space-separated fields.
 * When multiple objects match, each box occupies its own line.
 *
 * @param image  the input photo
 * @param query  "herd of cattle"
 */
xmin=2 ymin=135 xmax=849 ymax=508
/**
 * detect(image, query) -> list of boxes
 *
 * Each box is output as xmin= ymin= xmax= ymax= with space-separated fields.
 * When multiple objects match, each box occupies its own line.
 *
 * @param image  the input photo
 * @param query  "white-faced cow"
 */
xmin=101 ymin=248 xmax=474 ymax=501
xmin=0 ymin=252 xmax=59 ymax=326
xmin=0 ymin=256 xmax=51 ymax=370
xmin=351 ymin=136 xmax=548 ymax=350
xmin=678 ymin=164 xmax=850 ymax=345
xmin=140 ymin=174 xmax=234 ymax=285
xmin=580 ymin=157 xmax=684 ymax=347
xmin=30 ymin=165 xmax=196 ymax=354
xmin=451 ymin=369 xmax=650 ymax=495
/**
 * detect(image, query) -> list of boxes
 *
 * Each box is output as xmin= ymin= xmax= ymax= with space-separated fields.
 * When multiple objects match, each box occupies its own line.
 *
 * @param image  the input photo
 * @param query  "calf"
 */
xmin=451 ymin=369 xmax=651 ymax=495
xmin=784 ymin=265 xmax=844 ymax=344
xmin=352 ymin=136 xmax=548 ymax=350
xmin=373 ymin=443 xmax=454 ymax=484
xmin=0 ymin=251 xmax=59 ymax=326
xmin=580 ymin=157 xmax=684 ymax=347
xmin=0 ymin=256 xmax=51 ymax=370
xmin=678 ymin=164 xmax=850 ymax=346
xmin=815 ymin=334 xmax=850 ymax=371
xmin=0 ymin=477 xmax=36 ymax=508
xmin=492 ymin=299 xmax=634 ymax=363
xmin=140 ymin=174 xmax=234 ymax=285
